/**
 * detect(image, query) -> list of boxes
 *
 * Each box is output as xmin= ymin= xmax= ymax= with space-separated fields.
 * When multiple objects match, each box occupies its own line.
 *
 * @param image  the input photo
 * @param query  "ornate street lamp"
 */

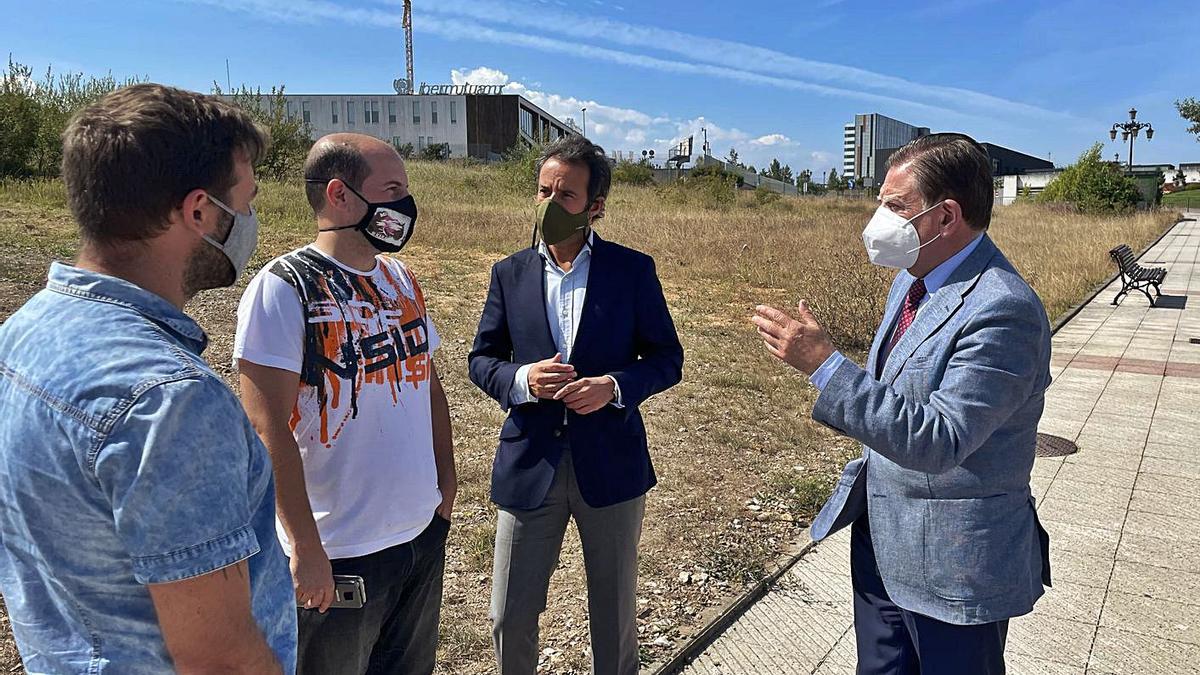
xmin=1109 ymin=108 xmax=1153 ymax=174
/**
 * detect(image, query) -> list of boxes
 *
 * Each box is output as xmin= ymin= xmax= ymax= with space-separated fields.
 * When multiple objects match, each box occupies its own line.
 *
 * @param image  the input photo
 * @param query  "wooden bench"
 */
xmin=1109 ymin=244 xmax=1166 ymax=306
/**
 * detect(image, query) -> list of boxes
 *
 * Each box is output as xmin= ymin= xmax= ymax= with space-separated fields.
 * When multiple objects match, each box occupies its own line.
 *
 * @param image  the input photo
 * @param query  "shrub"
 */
xmin=691 ymin=162 xmax=743 ymax=187
xmin=612 ymin=160 xmax=654 ymax=186
xmin=1037 ymin=143 xmax=1142 ymax=213
xmin=420 ymin=142 xmax=451 ymax=161
xmin=497 ymin=141 xmax=541 ymax=196
xmin=394 ymin=141 xmax=415 ymax=159
xmin=753 ymin=187 xmax=782 ymax=206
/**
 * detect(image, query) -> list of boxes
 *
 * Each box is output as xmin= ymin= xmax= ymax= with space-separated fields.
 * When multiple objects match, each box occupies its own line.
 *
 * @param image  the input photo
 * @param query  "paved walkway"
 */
xmin=680 ymin=214 xmax=1200 ymax=675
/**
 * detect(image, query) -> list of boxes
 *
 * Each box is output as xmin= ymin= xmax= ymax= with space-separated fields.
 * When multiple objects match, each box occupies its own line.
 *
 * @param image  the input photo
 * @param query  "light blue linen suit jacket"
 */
xmin=810 ymin=234 xmax=1052 ymax=625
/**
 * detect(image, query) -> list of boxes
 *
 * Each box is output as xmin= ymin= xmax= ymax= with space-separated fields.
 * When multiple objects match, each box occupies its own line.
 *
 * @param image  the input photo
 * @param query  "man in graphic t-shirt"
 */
xmin=234 ymin=133 xmax=456 ymax=675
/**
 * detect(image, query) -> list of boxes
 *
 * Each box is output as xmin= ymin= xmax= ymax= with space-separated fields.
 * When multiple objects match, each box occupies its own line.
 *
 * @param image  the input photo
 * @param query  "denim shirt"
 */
xmin=0 ymin=264 xmax=296 ymax=674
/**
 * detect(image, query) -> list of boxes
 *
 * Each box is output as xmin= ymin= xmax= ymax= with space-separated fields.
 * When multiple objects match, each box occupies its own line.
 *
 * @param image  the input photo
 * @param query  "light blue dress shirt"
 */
xmin=511 ymin=232 xmax=623 ymax=406
xmin=810 ymin=235 xmax=984 ymax=390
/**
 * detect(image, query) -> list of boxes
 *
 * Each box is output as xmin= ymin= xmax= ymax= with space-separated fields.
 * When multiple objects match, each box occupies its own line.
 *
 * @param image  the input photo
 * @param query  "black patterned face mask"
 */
xmin=310 ymin=180 xmax=418 ymax=253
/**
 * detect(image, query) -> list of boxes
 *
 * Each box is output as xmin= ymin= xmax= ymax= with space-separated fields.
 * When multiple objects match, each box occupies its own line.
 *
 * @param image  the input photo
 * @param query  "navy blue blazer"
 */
xmin=468 ymin=235 xmax=684 ymax=510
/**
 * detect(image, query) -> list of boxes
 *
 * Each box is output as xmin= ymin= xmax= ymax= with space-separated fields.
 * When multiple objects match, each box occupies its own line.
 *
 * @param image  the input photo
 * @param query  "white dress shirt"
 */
xmin=510 ymin=231 xmax=623 ymax=407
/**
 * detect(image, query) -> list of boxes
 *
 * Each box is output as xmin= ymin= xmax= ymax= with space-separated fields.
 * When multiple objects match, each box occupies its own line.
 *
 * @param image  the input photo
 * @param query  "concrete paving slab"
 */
xmin=1115 ymin=531 xmax=1200 ymax=571
xmin=1036 ymin=498 xmax=1126 ymax=532
xmin=1121 ymin=510 xmax=1200 ymax=543
xmin=1040 ymin=519 xmax=1122 ymax=559
xmin=1132 ymin=471 xmax=1194 ymax=498
xmin=1042 ymin=480 xmax=1132 ymax=510
xmin=1138 ymin=454 xmax=1200 ymax=479
xmin=1128 ymin=489 xmax=1200 ymax=520
xmin=1047 ymin=549 xmax=1114 ymax=589
xmin=1100 ymin=592 xmax=1200 ymax=645
xmin=1108 ymin=560 xmax=1200 ymax=607
xmin=1032 ymin=579 xmax=1106 ymax=624
xmin=1007 ymin=614 xmax=1095 ymax=668
xmin=1054 ymin=462 xmax=1140 ymax=489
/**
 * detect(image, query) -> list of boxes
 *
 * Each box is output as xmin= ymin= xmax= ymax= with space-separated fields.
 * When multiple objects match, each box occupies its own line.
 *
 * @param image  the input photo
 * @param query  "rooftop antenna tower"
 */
xmin=403 ymin=0 xmax=414 ymax=94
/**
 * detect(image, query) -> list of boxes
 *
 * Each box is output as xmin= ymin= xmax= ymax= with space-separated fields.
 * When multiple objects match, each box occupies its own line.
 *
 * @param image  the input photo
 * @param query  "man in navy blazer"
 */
xmin=469 ymin=136 xmax=683 ymax=675
xmin=754 ymin=134 xmax=1051 ymax=674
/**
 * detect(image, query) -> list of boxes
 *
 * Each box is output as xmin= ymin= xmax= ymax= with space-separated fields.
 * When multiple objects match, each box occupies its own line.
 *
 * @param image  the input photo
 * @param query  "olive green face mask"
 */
xmin=534 ymin=198 xmax=591 ymax=246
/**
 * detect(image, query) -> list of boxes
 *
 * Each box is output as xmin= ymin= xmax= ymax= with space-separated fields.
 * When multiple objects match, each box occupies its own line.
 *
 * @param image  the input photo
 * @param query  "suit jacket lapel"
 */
xmin=514 ymin=249 xmax=558 ymax=357
xmin=569 ymin=234 xmax=608 ymax=362
xmin=882 ymin=235 xmax=999 ymax=384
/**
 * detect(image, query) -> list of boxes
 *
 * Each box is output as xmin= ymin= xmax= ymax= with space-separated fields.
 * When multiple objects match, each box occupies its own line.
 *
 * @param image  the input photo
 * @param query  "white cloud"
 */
xmin=449 ymin=66 xmax=510 ymax=86
xmin=751 ymin=134 xmax=792 ymax=146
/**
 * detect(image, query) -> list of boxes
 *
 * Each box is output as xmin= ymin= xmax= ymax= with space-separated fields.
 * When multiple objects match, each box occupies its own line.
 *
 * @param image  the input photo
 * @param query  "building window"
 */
xmin=285 ymin=100 xmax=295 ymax=121
xmin=412 ymin=100 xmax=421 ymax=124
xmin=519 ymin=107 xmax=533 ymax=139
xmin=346 ymin=101 xmax=355 ymax=126
xmin=331 ymin=101 xmax=339 ymax=124
xmin=418 ymin=136 xmax=427 ymax=151
xmin=301 ymin=101 xmax=311 ymax=124
xmin=388 ymin=100 xmax=396 ymax=124
xmin=372 ymin=100 xmax=381 ymax=124
xmin=450 ymin=101 xmax=457 ymax=124
xmin=431 ymin=101 xmax=438 ymax=125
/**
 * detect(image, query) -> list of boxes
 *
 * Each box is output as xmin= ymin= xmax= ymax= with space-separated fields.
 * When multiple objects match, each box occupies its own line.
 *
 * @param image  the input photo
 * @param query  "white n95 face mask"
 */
xmin=861 ymin=200 xmax=945 ymax=269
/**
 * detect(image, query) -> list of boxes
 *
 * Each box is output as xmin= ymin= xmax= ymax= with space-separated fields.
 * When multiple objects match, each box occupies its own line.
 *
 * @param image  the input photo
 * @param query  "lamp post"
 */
xmin=1109 ymin=108 xmax=1153 ymax=175
xmin=581 ymin=107 xmax=587 ymax=138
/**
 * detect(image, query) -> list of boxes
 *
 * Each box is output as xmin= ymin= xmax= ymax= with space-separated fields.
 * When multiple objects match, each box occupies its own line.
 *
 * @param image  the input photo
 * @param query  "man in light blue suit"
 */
xmin=754 ymin=134 xmax=1051 ymax=674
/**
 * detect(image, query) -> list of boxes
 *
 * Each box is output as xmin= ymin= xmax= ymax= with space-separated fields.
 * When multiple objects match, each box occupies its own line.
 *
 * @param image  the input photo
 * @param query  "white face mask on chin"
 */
xmin=861 ymin=200 xmax=945 ymax=269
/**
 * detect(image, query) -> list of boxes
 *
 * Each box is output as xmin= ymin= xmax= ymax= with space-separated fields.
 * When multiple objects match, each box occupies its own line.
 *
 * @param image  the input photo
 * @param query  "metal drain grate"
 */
xmin=1036 ymin=433 xmax=1078 ymax=457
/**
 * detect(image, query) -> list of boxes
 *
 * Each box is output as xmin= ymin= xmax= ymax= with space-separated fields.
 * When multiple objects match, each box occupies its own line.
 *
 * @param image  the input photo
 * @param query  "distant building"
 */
xmin=980 ymin=143 xmax=1053 ymax=175
xmin=273 ymin=83 xmax=577 ymax=161
xmin=843 ymin=113 xmax=930 ymax=187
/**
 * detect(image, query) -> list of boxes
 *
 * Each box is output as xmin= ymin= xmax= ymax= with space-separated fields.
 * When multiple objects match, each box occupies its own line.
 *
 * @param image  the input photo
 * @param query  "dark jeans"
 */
xmin=851 ymin=515 xmax=1008 ymax=675
xmin=296 ymin=514 xmax=449 ymax=675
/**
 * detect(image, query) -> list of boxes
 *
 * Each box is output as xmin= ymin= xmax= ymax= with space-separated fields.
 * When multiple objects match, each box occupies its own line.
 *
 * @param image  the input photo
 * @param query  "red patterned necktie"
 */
xmin=882 ymin=278 xmax=927 ymax=366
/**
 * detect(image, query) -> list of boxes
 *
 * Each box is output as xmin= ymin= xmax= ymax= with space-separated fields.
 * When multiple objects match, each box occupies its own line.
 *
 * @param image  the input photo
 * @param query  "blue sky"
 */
xmin=4 ymin=0 xmax=1195 ymax=174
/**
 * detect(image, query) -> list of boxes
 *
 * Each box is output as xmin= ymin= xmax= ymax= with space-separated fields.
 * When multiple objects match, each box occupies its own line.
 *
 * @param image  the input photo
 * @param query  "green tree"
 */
xmin=1037 ymin=143 xmax=1142 ymax=212
xmin=393 ymin=141 xmax=415 ymax=159
xmin=612 ymin=159 xmax=654 ymax=186
xmin=1177 ymin=98 xmax=1200 ymax=142
xmin=0 ymin=57 xmax=39 ymax=177
xmin=1174 ymin=168 xmax=1187 ymax=188
xmin=764 ymin=158 xmax=794 ymax=184
xmin=725 ymin=147 xmax=739 ymax=165
xmin=827 ymin=167 xmax=842 ymax=189
xmin=214 ymin=83 xmax=313 ymax=180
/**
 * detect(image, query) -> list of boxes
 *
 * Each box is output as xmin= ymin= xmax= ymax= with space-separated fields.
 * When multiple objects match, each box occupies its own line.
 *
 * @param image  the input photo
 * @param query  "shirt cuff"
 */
xmin=809 ymin=351 xmax=846 ymax=391
xmin=605 ymin=375 xmax=624 ymax=408
xmin=510 ymin=364 xmax=537 ymax=405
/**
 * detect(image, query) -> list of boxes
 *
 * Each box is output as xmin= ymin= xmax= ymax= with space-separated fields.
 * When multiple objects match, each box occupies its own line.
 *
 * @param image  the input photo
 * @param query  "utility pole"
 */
xmin=702 ymin=126 xmax=709 ymax=157
xmin=225 ymin=58 xmax=231 ymax=92
xmin=581 ymin=107 xmax=587 ymax=138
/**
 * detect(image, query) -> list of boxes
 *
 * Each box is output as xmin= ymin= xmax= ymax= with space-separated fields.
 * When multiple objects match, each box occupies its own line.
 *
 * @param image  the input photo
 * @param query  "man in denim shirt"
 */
xmin=0 ymin=84 xmax=296 ymax=673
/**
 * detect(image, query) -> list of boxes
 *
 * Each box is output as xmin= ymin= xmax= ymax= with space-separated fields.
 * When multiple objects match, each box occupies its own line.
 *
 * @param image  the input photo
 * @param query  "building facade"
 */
xmin=277 ymin=90 xmax=578 ymax=161
xmin=980 ymin=143 xmax=1054 ymax=175
xmin=843 ymin=113 xmax=931 ymax=187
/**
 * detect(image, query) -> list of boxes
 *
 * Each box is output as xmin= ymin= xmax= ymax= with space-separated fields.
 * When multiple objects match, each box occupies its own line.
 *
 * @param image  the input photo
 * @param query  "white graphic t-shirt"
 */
xmin=234 ymin=245 xmax=441 ymax=559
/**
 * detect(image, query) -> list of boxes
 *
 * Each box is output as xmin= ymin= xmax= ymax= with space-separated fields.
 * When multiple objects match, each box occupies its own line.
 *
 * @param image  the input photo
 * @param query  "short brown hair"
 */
xmin=61 ymin=83 xmax=268 ymax=244
xmin=886 ymin=133 xmax=993 ymax=230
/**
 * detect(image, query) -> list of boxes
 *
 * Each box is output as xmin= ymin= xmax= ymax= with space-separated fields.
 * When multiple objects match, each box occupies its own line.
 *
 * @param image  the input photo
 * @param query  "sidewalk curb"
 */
xmin=647 ymin=536 xmax=818 ymax=675
xmin=647 ymin=214 xmax=1193 ymax=675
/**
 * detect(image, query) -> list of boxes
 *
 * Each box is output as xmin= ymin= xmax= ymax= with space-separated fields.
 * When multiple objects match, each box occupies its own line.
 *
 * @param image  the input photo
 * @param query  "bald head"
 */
xmin=303 ymin=133 xmax=407 ymax=214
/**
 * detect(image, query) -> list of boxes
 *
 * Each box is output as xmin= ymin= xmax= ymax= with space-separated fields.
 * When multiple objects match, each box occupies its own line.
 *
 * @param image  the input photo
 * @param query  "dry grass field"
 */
xmin=0 ymin=163 xmax=1180 ymax=674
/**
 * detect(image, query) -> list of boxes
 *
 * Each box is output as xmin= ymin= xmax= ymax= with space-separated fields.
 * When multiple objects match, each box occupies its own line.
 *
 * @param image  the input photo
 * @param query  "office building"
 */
xmin=275 ymin=83 xmax=579 ymax=160
xmin=843 ymin=113 xmax=931 ymax=187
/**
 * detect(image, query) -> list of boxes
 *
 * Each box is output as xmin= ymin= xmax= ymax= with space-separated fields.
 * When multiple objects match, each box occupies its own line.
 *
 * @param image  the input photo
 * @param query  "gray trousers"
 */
xmin=490 ymin=450 xmax=646 ymax=675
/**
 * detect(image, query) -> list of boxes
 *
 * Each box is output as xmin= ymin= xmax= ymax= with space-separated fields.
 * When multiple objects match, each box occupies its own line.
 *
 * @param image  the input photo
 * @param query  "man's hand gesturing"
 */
xmin=528 ymin=353 xmax=577 ymax=399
